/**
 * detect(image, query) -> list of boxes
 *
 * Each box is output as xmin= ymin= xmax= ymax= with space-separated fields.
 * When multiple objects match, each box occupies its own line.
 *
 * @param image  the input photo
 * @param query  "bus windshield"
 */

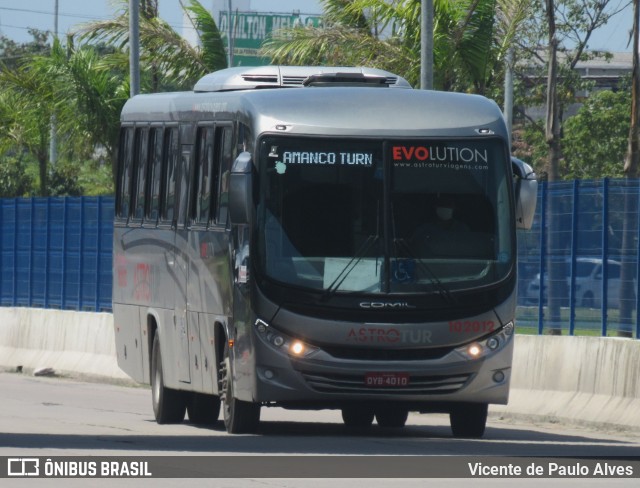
xmin=256 ymin=136 xmax=512 ymax=295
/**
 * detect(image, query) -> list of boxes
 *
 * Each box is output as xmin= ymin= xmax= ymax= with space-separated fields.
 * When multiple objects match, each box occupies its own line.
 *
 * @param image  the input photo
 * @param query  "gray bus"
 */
xmin=113 ymin=66 xmax=537 ymax=437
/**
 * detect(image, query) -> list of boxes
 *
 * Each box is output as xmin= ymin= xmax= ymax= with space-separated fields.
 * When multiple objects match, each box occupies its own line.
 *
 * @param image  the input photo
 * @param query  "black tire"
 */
xmin=375 ymin=406 xmax=409 ymax=428
xmin=151 ymin=333 xmax=186 ymax=424
xmin=450 ymin=403 xmax=488 ymax=438
xmin=582 ymin=292 xmax=595 ymax=308
xmin=341 ymin=406 xmax=375 ymax=428
xmin=219 ymin=344 xmax=261 ymax=434
xmin=187 ymin=392 xmax=221 ymax=425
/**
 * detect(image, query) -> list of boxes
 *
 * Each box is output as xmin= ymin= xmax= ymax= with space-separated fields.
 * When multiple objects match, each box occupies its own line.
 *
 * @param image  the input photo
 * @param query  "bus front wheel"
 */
xmin=375 ymin=406 xmax=408 ymax=428
xmin=341 ymin=406 xmax=374 ymax=428
xmin=151 ymin=333 xmax=186 ymax=424
xmin=449 ymin=403 xmax=488 ymax=438
xmin=219 ymin=344 xmax=260 ymax=434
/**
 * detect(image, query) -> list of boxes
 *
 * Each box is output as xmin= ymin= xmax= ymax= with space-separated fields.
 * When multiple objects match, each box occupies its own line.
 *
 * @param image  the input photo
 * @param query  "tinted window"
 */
xmin=608 ymin=263 xmax=621 ymax=279
xmin=162 ymin=127 xmax=179 ymax=222
xmin=193 ymin=126 xmax=215 ymax=225
xmin=256 ymin=136 xmax=512 ymax=294
xmin=148 ymin=127 xmax=163 ymax=222
xmin=576 ymin=262 xmax=596 ymax=277
xmin=132 ymin=128 xmax=149 ymax=221
xmin=117 ymin=127 xmax=134 ymax=219
xmin=216 ymin=126 xmax=233 ymax=225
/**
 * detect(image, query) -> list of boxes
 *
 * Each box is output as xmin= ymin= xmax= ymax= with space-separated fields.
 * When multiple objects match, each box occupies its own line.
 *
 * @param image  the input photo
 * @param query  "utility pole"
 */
xmin=129 ymin=0 xmax=140 ymax=97
xmin=227 ymin=0 xmax=234 ymax=67
xmin=420 ymin=0 xmax=433 ymax=90
xmin=504 ymin=49 xmax=514 ymax=147
xmin=49 ymin=0 xmax=59 ymax=167
xmin=619 ymin=0 xmax=640 ymax=338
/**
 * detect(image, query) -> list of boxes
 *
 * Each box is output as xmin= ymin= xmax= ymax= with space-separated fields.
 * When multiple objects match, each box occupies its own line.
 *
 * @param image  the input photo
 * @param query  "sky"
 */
xmin=0 ymin=0 xmax=635 ymax=52
xmin=0 ymin=0 xmax=323 ymax=42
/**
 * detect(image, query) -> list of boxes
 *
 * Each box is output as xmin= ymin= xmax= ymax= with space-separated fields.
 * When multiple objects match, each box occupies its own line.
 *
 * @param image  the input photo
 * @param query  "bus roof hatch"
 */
xmin=193 ymin=66 xmax=412 ymax=92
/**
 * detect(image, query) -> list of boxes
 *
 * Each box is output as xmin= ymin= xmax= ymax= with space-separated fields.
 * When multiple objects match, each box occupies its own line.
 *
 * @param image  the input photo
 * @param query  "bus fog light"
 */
xmin=264 ymin=369 xmax=275 ymax=379
xmin=256 ymin=319 xmax=268 ymax=333
xmin=467 ymin=343 xmax=482 ymax=357
xmin=503 ymin=322 xmax=514 ymax=336
xmin=487 ymin=337 xmax=500 ymax=350
xmin=273 ymin=336 xmax=285 ymax=347
xmin=493 ymin=370 xmax=505 ymax=383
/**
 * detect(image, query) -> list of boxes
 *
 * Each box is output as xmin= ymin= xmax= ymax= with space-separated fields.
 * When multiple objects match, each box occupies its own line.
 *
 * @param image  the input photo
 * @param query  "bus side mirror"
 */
xmin=229 ymin=152 xmax=253 ymax=225
xmin=512 ymin=157 xmax=537 ymax=230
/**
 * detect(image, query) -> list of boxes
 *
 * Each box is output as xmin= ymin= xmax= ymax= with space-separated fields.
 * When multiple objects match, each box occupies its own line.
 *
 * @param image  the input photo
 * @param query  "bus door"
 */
xmin=174 ymin=145 xmax=193 ymax=384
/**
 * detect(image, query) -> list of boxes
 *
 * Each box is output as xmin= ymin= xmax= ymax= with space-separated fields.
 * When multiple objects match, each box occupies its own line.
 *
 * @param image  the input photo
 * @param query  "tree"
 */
xmin=517 ymin=1 xmax=631 ymax=334
xmin=261 ymin=0 xmax=528 ymax=94
xmin=79 ymin=0 xmax=227 ymax=91
xmin=0 ymin=38 xmax=128 ymax=195
xmin=0 ymin=31 xmax=51 ymax=195
xmin=562 ymin=89 xmax=629 ymax=179
xmin=0 ymin=57 xmax=54 ymax=195
xmin=513 ymin=0 xmax=630 ymax=176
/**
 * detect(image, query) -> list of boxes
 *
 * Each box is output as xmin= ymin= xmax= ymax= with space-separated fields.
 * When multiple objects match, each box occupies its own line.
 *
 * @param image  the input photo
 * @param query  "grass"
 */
xmin=515 ymin=305 xmax=637 ymax=337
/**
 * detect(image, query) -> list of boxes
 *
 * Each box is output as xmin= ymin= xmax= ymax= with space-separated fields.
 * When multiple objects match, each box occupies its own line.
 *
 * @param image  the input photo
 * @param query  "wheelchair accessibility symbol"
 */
xmin=392 ymin=259 xmax=415 ymax=283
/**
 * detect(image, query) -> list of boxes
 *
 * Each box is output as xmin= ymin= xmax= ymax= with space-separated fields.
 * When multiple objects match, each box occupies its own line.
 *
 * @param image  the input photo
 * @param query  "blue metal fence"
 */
xmin=1 ymin=185 xmax=639 ymax=338
xmin=517 ymin=179 xmax=640 ymax=338
xmin=0 ymin=197 xmax=113 ymax=312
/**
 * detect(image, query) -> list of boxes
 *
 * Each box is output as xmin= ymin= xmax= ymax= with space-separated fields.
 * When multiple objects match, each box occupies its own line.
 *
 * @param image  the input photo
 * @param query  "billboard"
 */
xmin=218 ymin=12 xmax=323 ymax=66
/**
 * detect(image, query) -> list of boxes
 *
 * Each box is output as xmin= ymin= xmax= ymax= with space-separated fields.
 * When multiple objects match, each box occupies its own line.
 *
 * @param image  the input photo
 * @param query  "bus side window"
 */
xmin=132 ymin=127 xmax=149 ymax=221
xmin=147 ymin=127 xmax=163 ymax=223
xmin=116 ymin=127 xmax=134 ymax=220
xmin=192 ymin=126 xmax=215 ymax=225
xmin=216 ymin=125 xmax=233 ymax=225
xmin=162 ymin=127 xmax=179 ymax=223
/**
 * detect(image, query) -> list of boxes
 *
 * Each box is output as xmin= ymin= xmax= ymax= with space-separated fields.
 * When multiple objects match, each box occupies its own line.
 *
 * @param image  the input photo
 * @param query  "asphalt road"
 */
xmin=1 ymin=372 xmax=639 ymax=487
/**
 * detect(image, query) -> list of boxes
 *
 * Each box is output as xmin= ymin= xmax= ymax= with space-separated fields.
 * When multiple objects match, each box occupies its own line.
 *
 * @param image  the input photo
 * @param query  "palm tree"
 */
xmin=0 ymin=38 xmax=129 ymax=193
xmin=261 ymin=0 xmax=528 ymax=94
xmin=78 ymin=0 xmax=227 ymax=91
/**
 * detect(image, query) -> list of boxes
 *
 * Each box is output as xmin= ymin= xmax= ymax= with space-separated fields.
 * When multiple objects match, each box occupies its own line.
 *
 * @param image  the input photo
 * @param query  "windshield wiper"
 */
xmin=388 ymin=200 xmax=455 ymax=305
xmin=321 ymin=234 xmax=380 ymax=301
xmin=393 ymin=237 xmax=456 ymax=305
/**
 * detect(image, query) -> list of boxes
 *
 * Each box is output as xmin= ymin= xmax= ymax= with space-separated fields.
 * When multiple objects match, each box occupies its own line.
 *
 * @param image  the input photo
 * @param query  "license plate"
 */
xmin=364 ymin=372 xmax=410 ymax=387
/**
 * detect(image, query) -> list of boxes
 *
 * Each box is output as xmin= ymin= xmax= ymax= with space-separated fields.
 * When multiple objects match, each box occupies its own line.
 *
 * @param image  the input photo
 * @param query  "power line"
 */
xmin=0 ymin=6 xmax=109 ymax=22
xmin=0 ymin=5 xmax=196 ymax=36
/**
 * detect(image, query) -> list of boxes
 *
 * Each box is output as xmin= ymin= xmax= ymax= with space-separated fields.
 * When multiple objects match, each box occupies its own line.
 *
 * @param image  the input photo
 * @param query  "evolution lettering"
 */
xmin=392 ymin=145 xmax=488 ymax=164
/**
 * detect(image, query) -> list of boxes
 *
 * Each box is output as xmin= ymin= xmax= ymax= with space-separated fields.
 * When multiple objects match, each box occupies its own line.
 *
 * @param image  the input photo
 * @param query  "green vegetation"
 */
xmin=0 ymin=0 xmax=634 ymax=197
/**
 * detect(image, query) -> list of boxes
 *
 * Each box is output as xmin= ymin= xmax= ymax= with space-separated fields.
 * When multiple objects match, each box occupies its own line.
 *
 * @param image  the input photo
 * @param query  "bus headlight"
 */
xmin=467 ymin=343 xmax=482 ymax=357
xmin=254 ymin=319 xmax=319 ymax=358
xmin=455 ymin=321 xmax=514 ymax=360
xmin=290 ymin=341 xmax=305 ymax=356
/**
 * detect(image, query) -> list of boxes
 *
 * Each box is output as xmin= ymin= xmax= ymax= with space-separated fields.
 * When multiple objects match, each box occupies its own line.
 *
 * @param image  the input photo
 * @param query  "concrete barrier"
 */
xmin=492 ymin=334 xmax=640 ymax=430
xmin=0 ymin=307 xmax=129 ymax=382
xmin=0 ymin=307 xmax=639 ymax=430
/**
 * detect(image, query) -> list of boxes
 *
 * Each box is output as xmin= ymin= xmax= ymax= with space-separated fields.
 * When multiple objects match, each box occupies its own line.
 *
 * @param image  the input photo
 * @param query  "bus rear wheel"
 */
xmin=219 ymin=344 xmax=260 ymax=434
xmin=449 ymin=403 xmax=488 ymax=438
xmin=151 ymin=333 xmax=186 ymax=424
xmin=187 ymin=392 xmax=221 ymax=425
